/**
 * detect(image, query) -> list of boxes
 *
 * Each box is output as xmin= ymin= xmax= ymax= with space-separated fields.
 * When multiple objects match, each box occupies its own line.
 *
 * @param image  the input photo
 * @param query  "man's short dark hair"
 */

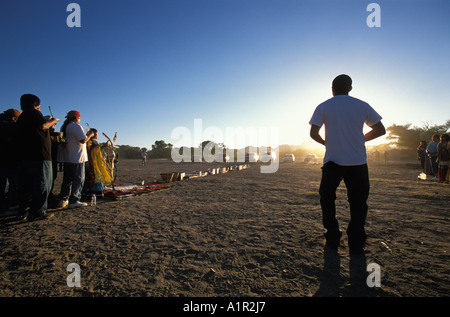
xmin=20 ymin=94 xmax=40 ymax=111
xmin=332 ymin=74 xmax=352 ymax=94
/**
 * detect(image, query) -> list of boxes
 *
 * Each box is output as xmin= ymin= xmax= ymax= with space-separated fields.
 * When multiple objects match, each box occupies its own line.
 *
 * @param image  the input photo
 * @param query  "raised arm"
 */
xmin=79 ymin=130 xmax=95 ymax=144
xmin=39 ymin=118 xmax=59 ymax=130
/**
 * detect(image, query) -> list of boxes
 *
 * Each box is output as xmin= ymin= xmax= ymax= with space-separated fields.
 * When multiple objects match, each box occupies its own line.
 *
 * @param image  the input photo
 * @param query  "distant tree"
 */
xmin=200 ymin=140 xmax=225 ymax=155
xmin=116 ymin=145 xmax=142 ymax=159
xmin=420 ymin=120 xmax=450 ymax=141
xmin=149 ymin=140 xmax=173 ymax=159
xmin=386 ymin=124 xmax=421 ymax=150
xmin=198 ymin=140 xmax=227 ymax=161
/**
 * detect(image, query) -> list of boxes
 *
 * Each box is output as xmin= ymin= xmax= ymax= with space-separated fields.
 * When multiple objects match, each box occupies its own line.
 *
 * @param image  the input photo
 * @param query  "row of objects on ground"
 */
xmin=160 ymin=164 xmax=250 ymax=183
xmin=159 ymin=152 xmax=320 ymax=183
xmin=191 ymin=153 xmax=319 ymax=164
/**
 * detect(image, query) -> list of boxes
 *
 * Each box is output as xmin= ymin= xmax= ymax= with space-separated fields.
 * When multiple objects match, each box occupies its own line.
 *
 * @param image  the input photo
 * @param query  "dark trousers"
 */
xmin=18 ymin=160 xmax=53 ymax=217
xmin=0 ymin=166 xmax=19 ymax=212
xmin=430 ymin=156 xmax=438 ymax=176
xmin=319 ymin=162 xmax=369 ymax=250
xmin=60 ymin=162 xmax=85 ymax=204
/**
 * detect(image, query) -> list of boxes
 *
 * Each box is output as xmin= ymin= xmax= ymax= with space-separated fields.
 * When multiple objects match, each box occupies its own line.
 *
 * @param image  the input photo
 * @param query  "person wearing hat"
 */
xmin=57 ymin=110 xmax=94 ymax=209
xmin=0 ymin=108 xmax=21 ymax=216
xmin=15 ymin=94 xmax=60 ymax=221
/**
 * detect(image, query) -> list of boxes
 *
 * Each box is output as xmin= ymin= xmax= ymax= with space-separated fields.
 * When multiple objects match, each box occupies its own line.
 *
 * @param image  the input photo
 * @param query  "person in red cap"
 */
xmin=57 ymin=110 xmax=94 ymax=209
xmin=0 ymin=108 xmax=22 ymax=216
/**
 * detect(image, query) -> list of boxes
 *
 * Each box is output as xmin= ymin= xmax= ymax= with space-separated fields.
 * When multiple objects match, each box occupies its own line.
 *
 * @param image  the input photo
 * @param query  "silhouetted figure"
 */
xmin=309 ymin=75 xmax=386 ymax=254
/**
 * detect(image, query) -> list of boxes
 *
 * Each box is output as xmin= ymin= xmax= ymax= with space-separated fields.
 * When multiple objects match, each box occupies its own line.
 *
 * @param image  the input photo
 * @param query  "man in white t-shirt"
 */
xmin=309 ymin=74 xmax=386 ymax=254
xmin=58 ymin=110 xmax=94 ymax=209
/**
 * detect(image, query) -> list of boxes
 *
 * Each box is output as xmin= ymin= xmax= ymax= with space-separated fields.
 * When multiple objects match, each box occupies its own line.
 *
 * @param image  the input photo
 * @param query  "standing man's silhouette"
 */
xmin=309 ymin=74 xmax=386 ymax=254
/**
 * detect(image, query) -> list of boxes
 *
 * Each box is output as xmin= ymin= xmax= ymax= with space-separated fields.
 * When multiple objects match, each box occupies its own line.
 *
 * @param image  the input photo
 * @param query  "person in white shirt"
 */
xmin=141 ymin=150 xmax=147 ymax=166
xmin=309 ymin=74 xmax=386 ymax=254
xmin=58 ymin=110 xmax=94 ymax=209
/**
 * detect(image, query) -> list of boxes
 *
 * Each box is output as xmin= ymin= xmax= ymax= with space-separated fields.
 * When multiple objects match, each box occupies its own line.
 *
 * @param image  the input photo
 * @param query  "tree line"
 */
xmin=113 ymin=140 xmax=232 ymax=160
xmin=110 ymin=121 xmax=450 ymax=160
xmin=112 ymin=140 xmax=173 ymax=160
xmin=386 ymin=120 xmax=450 ymax=150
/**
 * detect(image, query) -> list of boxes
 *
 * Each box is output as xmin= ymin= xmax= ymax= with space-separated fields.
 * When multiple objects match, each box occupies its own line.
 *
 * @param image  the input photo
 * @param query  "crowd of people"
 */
xmin=417 ymin=133 xmax=450 ymax=183
xmin=0 ymin=94 xmax=113 ymax=222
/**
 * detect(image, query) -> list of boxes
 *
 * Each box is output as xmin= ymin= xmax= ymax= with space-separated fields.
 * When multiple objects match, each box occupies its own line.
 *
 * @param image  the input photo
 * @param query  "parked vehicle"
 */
xmin=283 ymin=154 xmax=295 ymax=162
xmin=304 ymin=153 xmax=318 ymax=163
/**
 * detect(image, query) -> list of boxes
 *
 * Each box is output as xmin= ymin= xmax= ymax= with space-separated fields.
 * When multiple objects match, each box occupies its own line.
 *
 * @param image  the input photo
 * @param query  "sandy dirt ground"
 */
xmin=0 ymin=158 xmax=448 ymax=299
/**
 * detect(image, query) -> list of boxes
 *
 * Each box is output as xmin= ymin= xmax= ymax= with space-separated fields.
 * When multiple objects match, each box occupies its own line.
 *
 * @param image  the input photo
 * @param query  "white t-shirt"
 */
xmin=58 ymin=122 xmax=88 ymax=164
xmin=309 ymin=95 xmax=382 ymax=166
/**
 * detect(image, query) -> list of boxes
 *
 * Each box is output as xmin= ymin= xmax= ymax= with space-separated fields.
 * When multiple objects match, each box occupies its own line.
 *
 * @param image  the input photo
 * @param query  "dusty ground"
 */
xmin=0 ymin=158 xmax=448 ymax=299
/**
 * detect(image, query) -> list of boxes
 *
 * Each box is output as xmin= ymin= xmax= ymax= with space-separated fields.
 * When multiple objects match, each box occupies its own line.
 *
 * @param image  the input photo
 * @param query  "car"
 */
xmin=304 ymin=153 xmax=318 ymax=163
xmin=283 ymin=154 xmax=295 ymax=162
xmin=245 ymin=152 xmax=259 ymax=162
xmin=260 ymin=152 xmax=276 ymax=163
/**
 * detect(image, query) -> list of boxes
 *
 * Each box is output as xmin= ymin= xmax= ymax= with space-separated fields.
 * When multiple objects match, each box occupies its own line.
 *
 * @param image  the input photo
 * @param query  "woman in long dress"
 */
xmin=84 ymin=129 xmax=112 ymax=195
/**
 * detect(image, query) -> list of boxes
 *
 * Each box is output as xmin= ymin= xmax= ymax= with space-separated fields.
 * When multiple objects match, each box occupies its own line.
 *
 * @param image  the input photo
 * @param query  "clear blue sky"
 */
xmin=1 ymin=0 xmax=449 ymax=149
